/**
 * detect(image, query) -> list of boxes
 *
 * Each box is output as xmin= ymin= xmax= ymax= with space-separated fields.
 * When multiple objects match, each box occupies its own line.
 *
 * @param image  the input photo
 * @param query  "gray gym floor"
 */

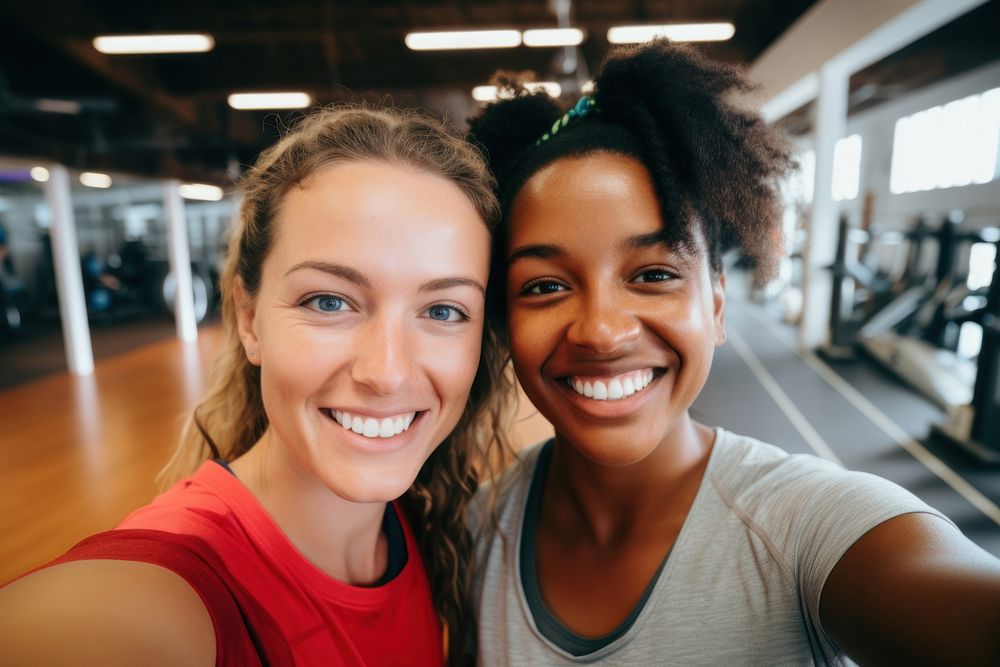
xmin=694 ymin=291 xmax=1000 ymax=557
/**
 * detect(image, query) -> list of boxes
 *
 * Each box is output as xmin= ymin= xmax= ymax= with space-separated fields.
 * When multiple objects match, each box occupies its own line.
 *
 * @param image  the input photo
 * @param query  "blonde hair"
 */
xmin=159 ymin=105 xmax=516 ymax=662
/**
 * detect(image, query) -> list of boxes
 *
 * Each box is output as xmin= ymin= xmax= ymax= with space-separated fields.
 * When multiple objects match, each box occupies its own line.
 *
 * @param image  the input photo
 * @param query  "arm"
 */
xmin=820 ymin=513 xmax=1000 ymax=664
xmin=0 ymin=560 xmax=216 ymax=666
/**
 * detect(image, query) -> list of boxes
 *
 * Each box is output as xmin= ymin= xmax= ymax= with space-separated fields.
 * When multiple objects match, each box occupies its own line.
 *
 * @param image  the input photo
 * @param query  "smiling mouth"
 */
xmin=324 ymin=409 xmax=417 ymax=439
xmin=564 ymin=369 xmax=655 ymax=401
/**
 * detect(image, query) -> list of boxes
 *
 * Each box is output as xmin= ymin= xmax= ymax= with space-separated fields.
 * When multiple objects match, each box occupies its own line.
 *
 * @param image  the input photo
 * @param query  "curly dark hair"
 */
xmin=467 ymin=39 xmax=795 ymax=289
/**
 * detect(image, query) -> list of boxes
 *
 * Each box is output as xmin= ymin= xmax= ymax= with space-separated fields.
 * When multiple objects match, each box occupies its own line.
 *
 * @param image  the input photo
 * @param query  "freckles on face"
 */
xmin=246 ymin=159 xmax=490 ymax=502
xmin=503 ymin=152 xmax=724 ymax=464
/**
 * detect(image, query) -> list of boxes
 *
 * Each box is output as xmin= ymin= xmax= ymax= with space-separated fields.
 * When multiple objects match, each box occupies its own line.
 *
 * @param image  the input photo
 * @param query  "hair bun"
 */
xmin=467 ymin=72 xmax=563 ymax=184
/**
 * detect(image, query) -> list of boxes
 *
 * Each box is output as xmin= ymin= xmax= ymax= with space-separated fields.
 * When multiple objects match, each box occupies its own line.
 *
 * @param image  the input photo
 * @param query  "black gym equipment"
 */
xmin=823 ymin=211 xmax=931 ymax=358
xmin=932 ymin=240 xmax=1000 ymax=463
xmin=824 ymin=207 xmax=1000 ymax=462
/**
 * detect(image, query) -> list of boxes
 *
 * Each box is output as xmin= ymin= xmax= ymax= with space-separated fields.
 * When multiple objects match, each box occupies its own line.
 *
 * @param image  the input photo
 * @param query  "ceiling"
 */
xmin=773 ymin=0 xmax=1000 ymax=136
xmin=0 ymin=0 xmax=818 ymax=184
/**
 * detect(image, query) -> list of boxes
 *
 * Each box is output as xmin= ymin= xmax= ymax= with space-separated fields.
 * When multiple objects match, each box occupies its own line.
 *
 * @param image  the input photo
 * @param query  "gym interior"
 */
xmin=1 ymin=0 xmax=998 ymax=586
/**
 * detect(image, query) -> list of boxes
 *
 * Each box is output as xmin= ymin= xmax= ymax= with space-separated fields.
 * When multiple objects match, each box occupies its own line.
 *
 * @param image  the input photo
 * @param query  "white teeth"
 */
xmin=567 ymin=370 xmax=655 ymax=402
xmin=608 ymin=379 xmax=624 ymax=400
xmin=331 ymin=409 xmax=417 ymax=439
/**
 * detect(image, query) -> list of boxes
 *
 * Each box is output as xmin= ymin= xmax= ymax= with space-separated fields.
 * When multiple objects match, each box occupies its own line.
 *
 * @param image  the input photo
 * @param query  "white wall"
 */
xmin=807 ymin=60 xmax=1000 ymax=233
xmin=750 ymin=0 xmax=921 ymax=103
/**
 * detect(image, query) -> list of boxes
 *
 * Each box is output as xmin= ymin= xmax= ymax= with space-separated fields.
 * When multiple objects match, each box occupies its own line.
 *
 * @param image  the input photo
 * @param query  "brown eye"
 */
xmin=633 ymin=269 xmax=674 ymax=283
xmin=522 ymin=280 xmax=567 ymax=295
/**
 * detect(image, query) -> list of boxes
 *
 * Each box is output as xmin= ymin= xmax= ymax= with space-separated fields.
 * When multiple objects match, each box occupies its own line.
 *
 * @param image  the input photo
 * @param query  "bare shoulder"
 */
xmin=0 ymin=559 xmax=216 ymax=666
xmin=821 ymin=512 xmax=1000 ymax=663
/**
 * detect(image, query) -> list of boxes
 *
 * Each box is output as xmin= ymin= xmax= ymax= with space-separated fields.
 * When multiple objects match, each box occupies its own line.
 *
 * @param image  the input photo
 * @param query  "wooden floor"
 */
xmin=0 ymin=326 xmax=223 ymax=583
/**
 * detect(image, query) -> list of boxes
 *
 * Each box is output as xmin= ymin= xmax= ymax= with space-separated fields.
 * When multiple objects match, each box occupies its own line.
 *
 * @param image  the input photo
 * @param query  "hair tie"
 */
xmin=535 ymin=96 xmax=596 ymax=146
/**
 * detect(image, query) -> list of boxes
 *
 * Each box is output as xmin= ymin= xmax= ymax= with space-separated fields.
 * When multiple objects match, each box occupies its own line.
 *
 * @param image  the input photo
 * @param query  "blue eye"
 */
xmin=523 ymin=280 xmax=566 ymax=295
xmin=303 ymin=294 xmax=347 ymax=312
xmin=426 ymin=304 xmax=466 ymax=322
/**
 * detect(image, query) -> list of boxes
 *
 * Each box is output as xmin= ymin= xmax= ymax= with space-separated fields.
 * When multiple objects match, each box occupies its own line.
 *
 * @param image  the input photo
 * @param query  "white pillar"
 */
xmin=164 ymin=180 xmax=197 ymax=342
xmin=798 ymin=63 xmax=849 ymax=352
xmin=44 ymin=165 xmax=94 ymax=376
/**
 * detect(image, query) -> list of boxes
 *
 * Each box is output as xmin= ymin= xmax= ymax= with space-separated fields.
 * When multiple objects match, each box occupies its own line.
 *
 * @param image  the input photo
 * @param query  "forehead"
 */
xmin=508 ymin=152 xmax=661 ymax=248
xmin=268 ymin=160 xmax=490 ymax=279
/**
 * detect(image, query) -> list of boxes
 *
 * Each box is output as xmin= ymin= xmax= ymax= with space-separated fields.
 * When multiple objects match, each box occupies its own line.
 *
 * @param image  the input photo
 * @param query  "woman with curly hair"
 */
xmin=469 ymin=39 xmax=1000 ymax=664
xmin=0 ymin=106 xmax=514 ymax=665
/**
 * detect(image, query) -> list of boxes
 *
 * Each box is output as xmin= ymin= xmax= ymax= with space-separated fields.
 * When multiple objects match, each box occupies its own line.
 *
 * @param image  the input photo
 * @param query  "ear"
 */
xmin=234 ymin=278 xmax=261 ymax=366
xmin=712 ymin=272 xmax=727 ymax=346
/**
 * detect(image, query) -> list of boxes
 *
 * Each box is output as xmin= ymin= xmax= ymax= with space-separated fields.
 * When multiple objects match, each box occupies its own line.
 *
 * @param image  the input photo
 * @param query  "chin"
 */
xmin=565 ymin=430 xmax=660 ymax=468
xmin=334 ymin=472 xmax=419 ymax=504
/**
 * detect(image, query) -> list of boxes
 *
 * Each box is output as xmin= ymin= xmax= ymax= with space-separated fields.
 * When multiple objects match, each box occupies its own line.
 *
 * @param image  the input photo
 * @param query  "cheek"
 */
xmin=507 ymin=309 xmax=547 ymax=371
xmin=260 ymin=329 xmax=330 ymax=400
xmin=426 ymin=323 xmax=485 ymax=405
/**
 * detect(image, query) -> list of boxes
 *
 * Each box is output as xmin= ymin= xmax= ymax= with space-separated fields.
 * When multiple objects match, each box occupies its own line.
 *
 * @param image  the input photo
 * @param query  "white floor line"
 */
xmin=726 ymin=329 xmax=844 ymax=466
xmin=741 ymin=304 xmax=1000 ymax=528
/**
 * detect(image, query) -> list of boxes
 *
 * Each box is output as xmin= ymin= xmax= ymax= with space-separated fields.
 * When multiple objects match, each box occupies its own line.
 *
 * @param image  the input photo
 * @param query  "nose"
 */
xmin=565 ymin=290 xmax=641 ymax=355
xmin=351 ymin=315 xmax=414 ymax=396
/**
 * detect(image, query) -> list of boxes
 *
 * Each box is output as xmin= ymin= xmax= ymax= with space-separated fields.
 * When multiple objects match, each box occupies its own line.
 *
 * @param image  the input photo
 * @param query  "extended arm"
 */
xmin=0 ymin=560 xmax=216 ymax=666
xmin=821 ymin=512 xmax=1000 ymax=664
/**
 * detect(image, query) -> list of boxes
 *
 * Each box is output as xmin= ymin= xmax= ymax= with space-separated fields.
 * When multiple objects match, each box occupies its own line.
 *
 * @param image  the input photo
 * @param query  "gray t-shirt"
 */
xmin=473 ymin=428 xmax=950 ymax=665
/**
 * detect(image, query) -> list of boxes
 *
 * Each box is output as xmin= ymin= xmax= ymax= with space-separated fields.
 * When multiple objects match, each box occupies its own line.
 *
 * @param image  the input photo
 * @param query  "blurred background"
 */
xmin=1 ymin=0 xmax=998 ymax=581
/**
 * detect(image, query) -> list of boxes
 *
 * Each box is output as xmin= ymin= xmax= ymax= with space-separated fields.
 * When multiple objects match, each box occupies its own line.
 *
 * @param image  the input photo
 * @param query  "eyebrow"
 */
xmin=622 ymin=230 xmax=672 ymax=251
xmin=420 ymin=277 xmax=486 ymax=296
xmin=624 ymin=230 xmax=698 ymax=264
xmin=507 ymin=244 xmax=564 ymax=266
xmin=285 ymin=261 xmax=484 ymax=295
xmin=285 ymin=261 xmax=370 ymax=287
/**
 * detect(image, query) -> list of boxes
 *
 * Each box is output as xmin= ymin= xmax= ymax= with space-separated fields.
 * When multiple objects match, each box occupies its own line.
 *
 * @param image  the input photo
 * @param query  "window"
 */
xmin=832 ymin=134 xmax=862 ymax=201
xmin=890 ymin=87 xmax=1000 ymax=194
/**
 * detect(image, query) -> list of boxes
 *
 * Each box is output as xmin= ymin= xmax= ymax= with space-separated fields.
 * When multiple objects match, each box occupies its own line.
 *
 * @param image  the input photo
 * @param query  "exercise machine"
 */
xmin=931 ymin=240 xmax=1000 ymax=463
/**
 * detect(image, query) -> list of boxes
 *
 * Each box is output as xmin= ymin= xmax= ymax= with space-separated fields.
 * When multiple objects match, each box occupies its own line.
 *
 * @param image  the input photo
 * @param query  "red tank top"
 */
xmin=47 ymin=461 xmax=444 ymax=666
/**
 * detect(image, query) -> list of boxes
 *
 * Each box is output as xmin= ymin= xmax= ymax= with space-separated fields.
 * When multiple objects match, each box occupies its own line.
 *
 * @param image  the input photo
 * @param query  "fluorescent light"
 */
xmin=30 ymin=167 xmax=50 ymax=182
xmin=607 ymin=23 xmax=735 ymax=44
xmin=35 ymin=99 xmax=82 ymax=115
xmin=227 ymin=92 xmax=312 ymax=110
xmin=405 ymin=30 xmax=521 ymax=51
xmin=522 ymin=28 xmax=585 ymax=47
xmin=93 ymin=34 xmax=215 ymax=55
xmin=80 ymin=172 xmax=112 ymax=189
xmin=472 ymin=82 xmax=562 ymax=102
xmin=179 ymin=183 xmax=224 ymax=201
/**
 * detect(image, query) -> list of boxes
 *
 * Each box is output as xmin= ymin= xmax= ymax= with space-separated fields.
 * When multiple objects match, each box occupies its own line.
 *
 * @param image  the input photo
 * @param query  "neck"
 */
xmin=230 ymin=430 xmax=389 ymax=585
xmin=544 ymin=414 xmax=715 ymax=547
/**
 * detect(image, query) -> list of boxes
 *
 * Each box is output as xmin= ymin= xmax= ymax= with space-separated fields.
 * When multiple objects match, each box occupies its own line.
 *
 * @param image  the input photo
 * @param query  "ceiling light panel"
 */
xmin=179 ymin=183 xmax=224 ymax=201
xmin=80 ymin=172 xmax=112 ymax=188
xmin=607 ymin=23 xmax=735 ymax=44
xmin=522 ymin=28 xmax=585 ymax=47
xmin=93 ymin=34 xmax=215 ymax=55
xmin=405 ymin=30 xmax=521 ymax=50
xmin=472 ymin=82 xmax=562 ymax=102
xmin=227 ymin=92 xmax=312 ymax=110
